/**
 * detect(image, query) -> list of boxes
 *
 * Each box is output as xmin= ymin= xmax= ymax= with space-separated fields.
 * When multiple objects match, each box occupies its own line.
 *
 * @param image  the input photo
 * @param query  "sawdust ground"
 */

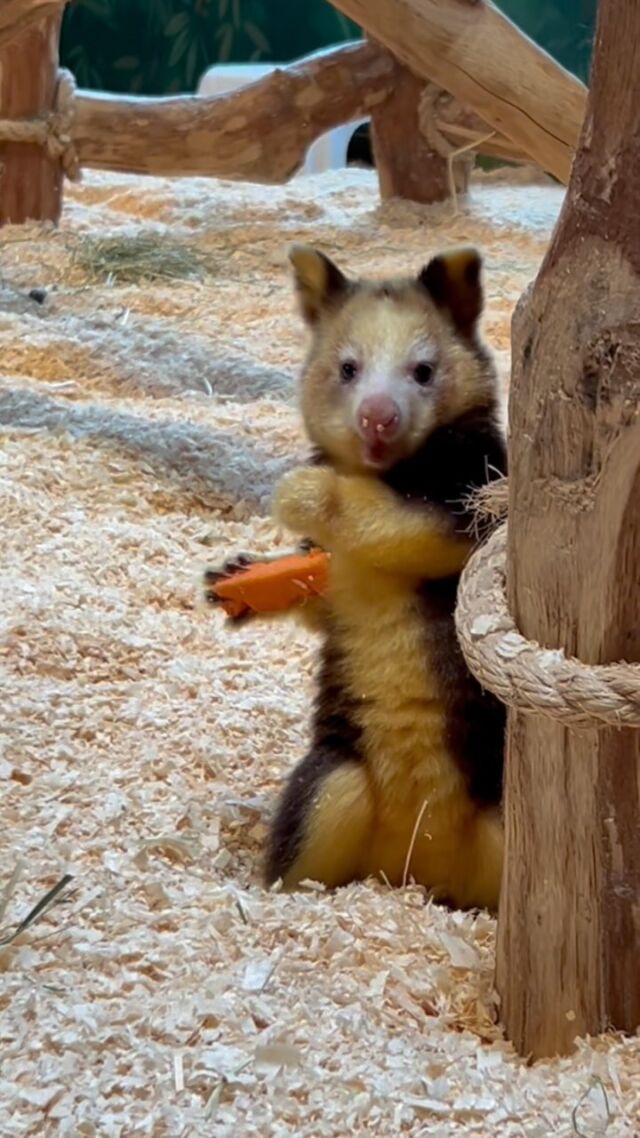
xmin=0 ymin=167 xmax=638 ymax=1137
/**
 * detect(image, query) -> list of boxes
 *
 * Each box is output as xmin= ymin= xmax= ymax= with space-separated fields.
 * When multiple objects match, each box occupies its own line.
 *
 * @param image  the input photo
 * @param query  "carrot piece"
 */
xmin=211 ymin=549 xmax=330 ymax=619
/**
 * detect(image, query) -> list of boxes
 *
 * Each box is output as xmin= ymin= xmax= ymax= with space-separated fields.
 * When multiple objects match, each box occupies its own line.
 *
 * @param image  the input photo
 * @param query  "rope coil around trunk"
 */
xmin=455 ymin=523 xmax=640 ymax=730
xmin=0 ymin=68 xmax=80 ymax=180
xmin=418 ymin=83 xmax=475 ymax=160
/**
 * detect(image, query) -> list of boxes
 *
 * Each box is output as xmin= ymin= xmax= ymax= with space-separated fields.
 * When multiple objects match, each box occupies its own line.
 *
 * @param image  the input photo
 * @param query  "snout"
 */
xmin=356 ymin=395 xmax=401 ymax=444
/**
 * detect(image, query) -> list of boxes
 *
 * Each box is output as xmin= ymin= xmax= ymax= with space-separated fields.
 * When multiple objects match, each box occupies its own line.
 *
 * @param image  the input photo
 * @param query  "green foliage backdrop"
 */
xmin=60 ymin=0 xmax=596 ymax=97
xmin=60 ymin=0 xmax=359 ymax=95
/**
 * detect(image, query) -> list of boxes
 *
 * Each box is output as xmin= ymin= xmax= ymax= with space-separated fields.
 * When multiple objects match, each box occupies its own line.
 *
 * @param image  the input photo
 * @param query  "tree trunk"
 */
xmin=0 ymin=10 xmax=64 ymax=225
xmin=73 ymin=43 xmax=399 ymax=184
xmin=326 ymin=0 xmax=586 ymax=183
xmin=0 ymin=0 xmax=66 ymax=48
xmin=498 ymin=0 xmax=640 ymax=1059
xmin=370 ymin=69 xmax=470 ymax=204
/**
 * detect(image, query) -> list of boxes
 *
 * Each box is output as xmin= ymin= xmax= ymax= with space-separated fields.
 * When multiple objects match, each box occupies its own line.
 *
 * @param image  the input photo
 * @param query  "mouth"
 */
xmin=361 ymin=438 xmax=396 ymax=469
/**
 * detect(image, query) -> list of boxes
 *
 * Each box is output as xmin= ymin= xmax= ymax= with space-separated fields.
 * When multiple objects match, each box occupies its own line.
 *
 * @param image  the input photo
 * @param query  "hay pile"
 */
xmin=1 ymin=167 xmax=638 ymax=1137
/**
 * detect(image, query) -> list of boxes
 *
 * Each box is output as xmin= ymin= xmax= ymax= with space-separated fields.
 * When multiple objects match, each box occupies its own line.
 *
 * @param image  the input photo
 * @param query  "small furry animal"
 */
xmin=205 ymin=244 xmax=507 ymax=910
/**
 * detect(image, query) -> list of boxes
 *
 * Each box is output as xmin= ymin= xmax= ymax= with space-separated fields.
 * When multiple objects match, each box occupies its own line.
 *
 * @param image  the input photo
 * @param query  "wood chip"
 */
xmin=1 ymin=165 xmax=638 ymax=1136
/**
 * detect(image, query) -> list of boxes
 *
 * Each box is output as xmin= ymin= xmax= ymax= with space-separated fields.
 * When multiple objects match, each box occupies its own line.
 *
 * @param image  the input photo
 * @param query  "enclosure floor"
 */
xmin=1 ymin=168 xmax=638 ymax=1137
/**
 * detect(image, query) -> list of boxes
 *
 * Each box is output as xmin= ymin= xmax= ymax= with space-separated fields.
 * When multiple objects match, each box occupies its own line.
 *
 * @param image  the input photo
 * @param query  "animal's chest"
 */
xmin=325 ymin=555 xmax=464 ymax=808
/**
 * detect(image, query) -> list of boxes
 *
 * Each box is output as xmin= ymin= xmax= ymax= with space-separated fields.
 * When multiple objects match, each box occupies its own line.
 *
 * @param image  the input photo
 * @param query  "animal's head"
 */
xmin=288 ymin=244 xmax=497 ymax=474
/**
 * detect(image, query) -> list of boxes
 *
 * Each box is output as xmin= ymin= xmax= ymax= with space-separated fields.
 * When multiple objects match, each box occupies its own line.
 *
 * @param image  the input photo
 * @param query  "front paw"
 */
xmin=272 ymin=467 xmax=338 ymax=539
xmin=202 ymin=553 xmax=257 ymax=617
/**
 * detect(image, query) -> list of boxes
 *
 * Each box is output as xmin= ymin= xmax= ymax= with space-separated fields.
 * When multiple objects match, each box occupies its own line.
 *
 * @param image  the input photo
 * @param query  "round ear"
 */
xmin=418 ymin=247 xmax=484 ymax=336
xmin=288 ymin=244 xmax=350 ymax=325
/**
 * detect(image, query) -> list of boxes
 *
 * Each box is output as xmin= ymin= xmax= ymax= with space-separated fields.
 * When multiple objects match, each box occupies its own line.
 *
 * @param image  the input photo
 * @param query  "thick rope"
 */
xmin=455 ymin=523 xmax=640 ymax=730
xmin=418 ymin=83 xmax=470 ymax=160
xmin=0 ymin=68 xmax=80 ymax=180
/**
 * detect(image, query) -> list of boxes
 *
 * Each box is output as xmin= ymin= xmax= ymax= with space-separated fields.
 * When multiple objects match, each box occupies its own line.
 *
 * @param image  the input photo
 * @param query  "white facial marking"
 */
xmin=407 ymin=336 xmax=438 ymax=371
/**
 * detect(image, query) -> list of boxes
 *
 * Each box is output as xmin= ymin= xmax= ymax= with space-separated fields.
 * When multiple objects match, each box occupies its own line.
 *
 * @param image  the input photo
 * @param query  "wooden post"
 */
xmin=326 ymin=0 xmax=586 ymax=183
xmin=0 ymin=8 xmax=64 ymax=225
xmin=370 ymin=68 xmax=470 ymax=204
xmin=0 ymin=1 xmax=65 ymax=47
xmin=498 ymin=0 xmax=640 ymax=1059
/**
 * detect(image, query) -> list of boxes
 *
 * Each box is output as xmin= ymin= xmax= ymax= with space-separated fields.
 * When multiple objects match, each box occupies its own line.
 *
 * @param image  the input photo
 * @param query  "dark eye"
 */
xmin=340 ymin=359 xmax=359 ymax=383
xmin=412 ymin=362 xmax=435 ymax=386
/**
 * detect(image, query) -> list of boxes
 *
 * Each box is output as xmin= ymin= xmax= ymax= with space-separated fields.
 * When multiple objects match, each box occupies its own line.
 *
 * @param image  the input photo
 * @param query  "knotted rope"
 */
xmin=0 ymin=68 xmax=80 ymax=180
xmin=455 ymin=520 xmax=640 ymax=731
xmin=419 ymin=83 xmax=498 ymax=162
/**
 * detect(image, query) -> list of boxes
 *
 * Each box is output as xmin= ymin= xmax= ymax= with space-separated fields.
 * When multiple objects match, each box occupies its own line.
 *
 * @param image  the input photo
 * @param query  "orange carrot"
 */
xmin=210 ymin=549 xmax=330 ymax=619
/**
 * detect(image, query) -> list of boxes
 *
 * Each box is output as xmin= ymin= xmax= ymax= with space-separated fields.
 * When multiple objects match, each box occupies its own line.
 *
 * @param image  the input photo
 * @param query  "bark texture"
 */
xmin=73 ymin=43 xmax=399 ymax=183
xmin=0 ymin=0 xmax=65 ymax=47
xmin=0 ymin=10 xmax=63 ymax=225
xmin=498 ymin=0 xmax=640 ymax=1059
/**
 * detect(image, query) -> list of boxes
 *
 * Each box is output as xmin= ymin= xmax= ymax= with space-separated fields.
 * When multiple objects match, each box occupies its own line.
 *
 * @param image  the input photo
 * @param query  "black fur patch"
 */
xmin=264 ymin=634 xmax=364 ymax=885
xmin=419 ymin=250 xmax=483 ymax=340
xmin=383 ymin=406 xmax=507 ymax=536
xmin=418 ymin=576 xmax=505 ymax=806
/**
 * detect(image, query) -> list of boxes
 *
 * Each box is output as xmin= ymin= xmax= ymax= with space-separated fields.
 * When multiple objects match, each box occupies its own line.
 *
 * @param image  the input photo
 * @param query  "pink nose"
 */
xmin=357 ymin=396 xmax=401 ymax=443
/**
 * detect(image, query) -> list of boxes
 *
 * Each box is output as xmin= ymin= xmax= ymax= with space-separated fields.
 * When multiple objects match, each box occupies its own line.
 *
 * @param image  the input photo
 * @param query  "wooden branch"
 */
xmin=370 ymin=68 xmax=470 ymax=204
xmin=0 ymin=9 xmax=64 ymax=225
xmin=0 ymin=0 xmax=66 ymax=47
xmin=72 ymin=42 xmax=399 ymax=183
xmin=326 ymin=0 xmax=587 ymax=182
xmin=498 ymin=0 xmax=640 ymax=1058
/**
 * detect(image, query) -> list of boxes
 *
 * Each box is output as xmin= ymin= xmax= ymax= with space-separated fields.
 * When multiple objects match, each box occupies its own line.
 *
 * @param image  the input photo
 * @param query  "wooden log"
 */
xmin=0 ymin=0 xmax=66 ymax=47
xmin=370 ymin=67 xmax=471 ymax=204
xmin=497 ymin=0 xmax=640 ymax=1059
xmin=325 ymin=0 xmax=587 ymax=182
xmin=72 ymin=42 xmax=400 ymax=183
xmin=0 ymin=9 xmax=64 ymax=225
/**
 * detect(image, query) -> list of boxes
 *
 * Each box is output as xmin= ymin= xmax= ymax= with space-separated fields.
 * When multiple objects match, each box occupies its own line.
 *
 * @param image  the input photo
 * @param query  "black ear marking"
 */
xmin=419 ymin=247 xmax=484 ymax=336
xmin=288 ymin=244 xmax=350 ymax=325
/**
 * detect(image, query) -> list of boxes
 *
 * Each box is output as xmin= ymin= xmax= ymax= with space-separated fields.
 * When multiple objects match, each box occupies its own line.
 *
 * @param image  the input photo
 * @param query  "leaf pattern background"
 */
xmin=60 ymin=0 xmax=596 ymax=97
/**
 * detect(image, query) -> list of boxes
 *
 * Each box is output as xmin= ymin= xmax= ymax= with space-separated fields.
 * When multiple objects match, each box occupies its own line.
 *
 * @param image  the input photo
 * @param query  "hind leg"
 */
xmin=444 ymin=807 xmax=504 ymax=912
xmin=265 ymin=750 xmax=374 ymax=889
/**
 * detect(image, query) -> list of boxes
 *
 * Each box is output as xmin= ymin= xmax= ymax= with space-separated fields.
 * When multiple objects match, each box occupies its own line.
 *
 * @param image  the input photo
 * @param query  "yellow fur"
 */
xmin=292 ymin=597 xmax=328 ymax=635
xmin=273 ymin=469 xmax=503 ymax=910
xmin=273 ymin=466 xmax=473 ymax=579
xmin=288 ymin=245 xmax=331 ymax=297
xmin=280 ymin=761 xmax=374 ymax=889
xmin=288 ymin=244 xmax=347 ymax=325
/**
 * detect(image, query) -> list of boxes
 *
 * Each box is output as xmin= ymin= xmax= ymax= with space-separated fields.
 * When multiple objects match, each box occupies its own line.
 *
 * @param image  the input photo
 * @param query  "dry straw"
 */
xmin=70 ymin=232 xmax=218 ymax=286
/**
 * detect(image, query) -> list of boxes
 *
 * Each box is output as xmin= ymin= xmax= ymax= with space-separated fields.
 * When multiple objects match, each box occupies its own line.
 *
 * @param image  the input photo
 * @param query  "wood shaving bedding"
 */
xmin=1 ymin=166 xmax=638 ymax=1138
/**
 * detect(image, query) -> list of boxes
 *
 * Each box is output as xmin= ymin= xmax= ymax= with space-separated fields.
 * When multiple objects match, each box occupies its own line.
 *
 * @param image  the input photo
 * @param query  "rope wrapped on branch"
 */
xmin=455 ymin=511 xmax=640 ymax=731
xmin=418 ymin=83 xmax=529 ymax=166
xmin=0 ymin=68 xmax=80 ymax=180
